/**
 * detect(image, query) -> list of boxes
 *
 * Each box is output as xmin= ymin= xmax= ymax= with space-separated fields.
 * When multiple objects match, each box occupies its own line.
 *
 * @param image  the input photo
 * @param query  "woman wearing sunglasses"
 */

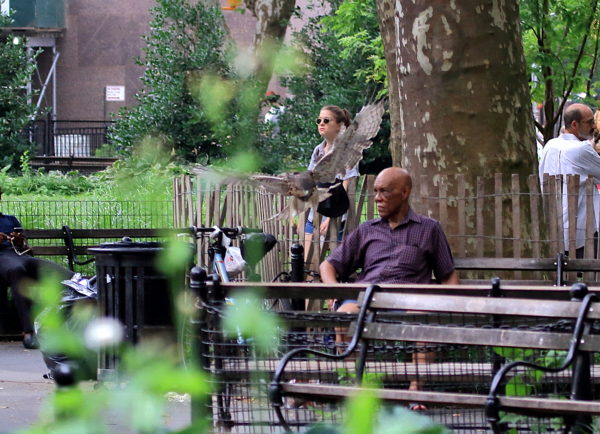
xmin=305 ymin=105 xmax=358 ymax=257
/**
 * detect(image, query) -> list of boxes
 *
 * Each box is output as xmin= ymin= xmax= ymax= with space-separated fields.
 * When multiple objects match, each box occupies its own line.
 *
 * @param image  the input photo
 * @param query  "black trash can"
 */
xmin=89 ymin=238 xmax=173 ymax=380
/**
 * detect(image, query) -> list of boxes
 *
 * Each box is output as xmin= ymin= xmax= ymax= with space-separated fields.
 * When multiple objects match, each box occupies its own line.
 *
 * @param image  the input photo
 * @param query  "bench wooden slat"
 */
xmin=23 ymin=229 xmax=65 ymax=239
xmin=363 ymin=292 xmax=600 ymax=320
xmin=279 ymin=384 xmax=600 ymax=415
xmin=232 ymin=360 xmax=600 ymax=383
xmin=357 ymin=323 xmax=600 ymax=351
xmin=24 ymin=228 xmax=172 ymax=239
xmin=564 ymin=259 xmax=600 ymax=272
xmin=223 ymin=282 xmax=593 ymax=301
xmin=29 ymin=246 xmax=69 ymax=255
xmin=454 ymin=257 xmax=557 ymax=271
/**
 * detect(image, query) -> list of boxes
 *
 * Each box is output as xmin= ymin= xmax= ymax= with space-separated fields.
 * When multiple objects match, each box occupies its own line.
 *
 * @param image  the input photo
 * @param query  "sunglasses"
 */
xmin=316 ymin=118 xmax=332 ymax=125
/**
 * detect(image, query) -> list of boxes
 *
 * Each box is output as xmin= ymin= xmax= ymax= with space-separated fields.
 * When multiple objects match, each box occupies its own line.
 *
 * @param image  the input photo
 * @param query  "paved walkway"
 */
xmin=0 ymin=341 xmax=54 ymax=433
xmin=0 ymin=341 xmax=191 ymax=433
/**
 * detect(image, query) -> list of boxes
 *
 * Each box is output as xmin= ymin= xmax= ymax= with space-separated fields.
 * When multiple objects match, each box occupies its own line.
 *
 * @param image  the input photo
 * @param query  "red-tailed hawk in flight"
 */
xmin=194 ymin=101 xmax=385 ymax=220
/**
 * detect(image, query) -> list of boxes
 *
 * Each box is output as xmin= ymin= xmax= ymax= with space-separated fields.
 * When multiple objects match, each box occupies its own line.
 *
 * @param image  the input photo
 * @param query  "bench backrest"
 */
xmin=23 ymin=227 xmax=175 ymax=272
xmin=454 ymin=254 xmax=600 ymax=286
xmin=353 ymin=288 xmax=600 ymax=352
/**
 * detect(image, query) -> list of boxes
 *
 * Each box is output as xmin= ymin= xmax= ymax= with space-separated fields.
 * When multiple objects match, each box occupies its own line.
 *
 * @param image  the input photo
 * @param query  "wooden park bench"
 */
xmin=0 ymin=226 xmax=175 ymax=336
xmin=455 ymin=253 xmax=600 ymax=286
xmin=22 ymin=226 xmax=174 ymax=272
xmin=268 ymin=282 xmax=600 ymax=433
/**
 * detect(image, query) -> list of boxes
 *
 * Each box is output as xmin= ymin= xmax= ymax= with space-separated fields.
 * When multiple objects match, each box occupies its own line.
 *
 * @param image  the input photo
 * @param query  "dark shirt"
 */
xmin=0 ymin=213 xmax=21 ymax=250
xmin=326 ymin=208 xmax=455 ymax=284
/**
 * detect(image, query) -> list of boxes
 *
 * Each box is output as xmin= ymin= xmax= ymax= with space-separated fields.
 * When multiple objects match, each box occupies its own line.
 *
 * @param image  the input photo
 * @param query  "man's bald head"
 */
xmin=376 ymin=167 xmax=412 ymax=191
xmin=564 ymin=103 xmax=595 ymax=140
xmin=374 ymin=167 xmax=412 ymax=224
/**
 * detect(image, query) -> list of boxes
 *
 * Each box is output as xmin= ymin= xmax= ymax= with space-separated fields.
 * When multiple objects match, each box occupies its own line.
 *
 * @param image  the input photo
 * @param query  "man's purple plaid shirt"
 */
xmin=327 ymin=208 xmax=455 ymax=284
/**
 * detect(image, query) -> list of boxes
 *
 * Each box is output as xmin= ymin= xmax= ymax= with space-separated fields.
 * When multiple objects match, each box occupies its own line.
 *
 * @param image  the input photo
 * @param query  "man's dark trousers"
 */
xmin=0 ymin=249 xmax=72 ymax=333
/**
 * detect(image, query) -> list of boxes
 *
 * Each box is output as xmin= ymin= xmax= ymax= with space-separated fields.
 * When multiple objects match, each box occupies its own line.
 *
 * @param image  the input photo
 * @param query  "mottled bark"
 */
xmin=376 ymin=0 xmax=536 ymax=183
xmin=244 ymin=0 xmax=296 ymax=85
xmin=376 ymin=0 xmax=538 ymax=256
xmin=376 ymin=0 xmax=403 ymax=164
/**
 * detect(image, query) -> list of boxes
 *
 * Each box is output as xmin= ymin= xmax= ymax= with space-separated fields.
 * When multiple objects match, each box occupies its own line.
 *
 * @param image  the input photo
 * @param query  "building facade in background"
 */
xmin=4 ymin=0 xmax=262 ymax=121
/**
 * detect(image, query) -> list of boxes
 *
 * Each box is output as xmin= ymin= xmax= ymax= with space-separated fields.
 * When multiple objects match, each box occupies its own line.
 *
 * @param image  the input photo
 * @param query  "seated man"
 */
xmin=0 ymin=210 xmax=72 ymax=349
xmin=319 ymin=167 xmax=459 ymax=403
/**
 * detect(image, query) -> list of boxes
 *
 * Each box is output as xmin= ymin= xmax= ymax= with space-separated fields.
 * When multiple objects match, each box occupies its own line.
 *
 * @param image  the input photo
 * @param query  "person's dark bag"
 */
xmin=317 ymin=180 xmax=349 ymax=218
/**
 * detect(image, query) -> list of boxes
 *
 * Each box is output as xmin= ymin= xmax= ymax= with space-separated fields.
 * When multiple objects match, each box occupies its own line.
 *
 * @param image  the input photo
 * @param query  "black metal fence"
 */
xmin=23 ymin=119 xmax=115 ymax=157
xmin=1 ymin=200 xmax=173 ymax=273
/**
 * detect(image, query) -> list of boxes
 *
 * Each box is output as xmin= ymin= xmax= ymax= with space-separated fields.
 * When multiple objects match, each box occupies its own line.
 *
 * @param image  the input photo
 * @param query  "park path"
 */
xmin=0 ymin=341 xmax=191 ymax=433
xmin=0 ymin=341 xmax=54 ymax=433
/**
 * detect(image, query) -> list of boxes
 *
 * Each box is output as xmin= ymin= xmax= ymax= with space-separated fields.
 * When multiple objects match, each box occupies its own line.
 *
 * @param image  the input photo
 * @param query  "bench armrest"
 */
xmin=62 ymin=225 xmax=95 ymax=271
xmin=486 ymin=291 xmax=597 ymax=429
xmin=270 ymin=284 xmax=381 ymax=431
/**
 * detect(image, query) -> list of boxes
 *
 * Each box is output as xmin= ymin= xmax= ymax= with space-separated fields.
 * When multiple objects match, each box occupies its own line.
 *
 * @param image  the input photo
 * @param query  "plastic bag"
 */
xmin=225 ymin=246 xmax=246 ymax=276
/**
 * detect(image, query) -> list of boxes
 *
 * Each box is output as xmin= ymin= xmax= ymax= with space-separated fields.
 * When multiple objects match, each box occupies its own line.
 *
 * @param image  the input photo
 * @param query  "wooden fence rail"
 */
xmin=173 ymin=173 xmax=600 ymax=283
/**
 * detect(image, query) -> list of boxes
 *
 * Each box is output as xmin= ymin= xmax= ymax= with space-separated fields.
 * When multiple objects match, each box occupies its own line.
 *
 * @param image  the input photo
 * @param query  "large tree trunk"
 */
xmin=376 ymin=0 xmax=538 ymax=257
xmin=244 ymin=0 xmax=296 ymax=85
xmin=377 ymin=0 xmax=536 ymax=181
xmin=376 ymin=0 xmax=403 ymax=164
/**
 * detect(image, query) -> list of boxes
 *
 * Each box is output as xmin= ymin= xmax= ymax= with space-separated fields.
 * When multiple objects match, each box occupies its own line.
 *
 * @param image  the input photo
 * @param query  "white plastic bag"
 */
xmin=224 ymin=246 xmax=246 ymax=276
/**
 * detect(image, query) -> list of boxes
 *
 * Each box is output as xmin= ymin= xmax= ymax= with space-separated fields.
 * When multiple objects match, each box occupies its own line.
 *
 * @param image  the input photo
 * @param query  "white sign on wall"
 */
xmin=1 ymin=1 xmax=9 ymax=16
xmin=106 ymin=85 xmax=125 ymax=102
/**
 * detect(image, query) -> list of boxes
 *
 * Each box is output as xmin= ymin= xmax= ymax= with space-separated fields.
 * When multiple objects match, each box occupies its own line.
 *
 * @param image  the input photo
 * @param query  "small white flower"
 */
xmin=84 ymin=317 xmax=124 ymax=349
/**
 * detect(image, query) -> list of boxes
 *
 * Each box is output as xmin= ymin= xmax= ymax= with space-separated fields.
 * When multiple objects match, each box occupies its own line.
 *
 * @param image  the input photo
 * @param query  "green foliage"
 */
xmin=0 ymin=152 xmax=97 ymax=196
xmin=320 ymin=0 xmax=387 ymax=97
xmin=0 ymin=145 xmax=182 ymax=201
xmin=344 ymin=382 xmax=379 ymax=434
xmin=0 ymin=11 xmax=38 ymax=170
xmin=222 ymin=290 xmax=282 ymax=354
xmin=260 ymin=0 xmax=391 ymax=174
xmin=95 ymin=135 xmax=185 ymax=202
xmin=521 ymin=0 xmax=598 ymax=101
xmin=109 ymin=0 xmax=233 ymax=164
xmin=520 ymin=0 xmax=600 ymax=135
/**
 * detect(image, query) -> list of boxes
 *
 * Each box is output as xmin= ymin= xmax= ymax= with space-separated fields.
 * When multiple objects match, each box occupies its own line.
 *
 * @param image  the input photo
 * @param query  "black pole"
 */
xmin=569 ymin=283 xmax=593 ymax=434
xmin=289 ymin=243 xmax=305 ymax=311
xmin=189 ymin=266 xmax=211 ymax=425
xmin=489 ymin=278 xmax=505 ymax=377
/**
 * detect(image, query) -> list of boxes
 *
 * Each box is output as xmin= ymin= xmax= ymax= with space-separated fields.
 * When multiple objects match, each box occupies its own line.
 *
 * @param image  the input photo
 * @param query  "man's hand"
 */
xmin=0 ymin=232 xmax=8 ymax=242
xmin=441 ymin=270 xmax=460 ymax=285
xmin=319 ymin=218 xmax=330 ymax=235
xmin=10 ymin=231 xmax=26 ymax=248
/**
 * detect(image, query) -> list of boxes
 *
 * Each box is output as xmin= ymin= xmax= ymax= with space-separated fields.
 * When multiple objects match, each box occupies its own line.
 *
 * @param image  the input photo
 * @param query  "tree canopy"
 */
xmin=0 ymin=14 xmax=37 ymax=170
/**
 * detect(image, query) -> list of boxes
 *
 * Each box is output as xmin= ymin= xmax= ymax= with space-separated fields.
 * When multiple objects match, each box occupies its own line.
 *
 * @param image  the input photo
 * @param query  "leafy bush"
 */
xmin=0 ymin=13 xmax=38 ymax=170
xmin=0 ymin=153 xmax=97 ymax=196
xmin=109 ymin=0 xmax=233 ymax=164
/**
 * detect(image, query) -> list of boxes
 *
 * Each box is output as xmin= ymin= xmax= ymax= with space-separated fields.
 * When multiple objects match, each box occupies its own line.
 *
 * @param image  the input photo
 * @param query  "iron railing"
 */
xmin=23 ymin=118 xmax=115 ymax=157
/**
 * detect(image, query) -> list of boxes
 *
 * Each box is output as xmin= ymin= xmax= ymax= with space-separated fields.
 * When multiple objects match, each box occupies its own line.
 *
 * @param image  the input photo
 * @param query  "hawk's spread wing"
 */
xmin=249 ymin=174 xmax=294 ymax=196
xmin=312 ymin=101 xmax=385 ymax=184
xmin=192 ymin=165 xmax=290 ymax=195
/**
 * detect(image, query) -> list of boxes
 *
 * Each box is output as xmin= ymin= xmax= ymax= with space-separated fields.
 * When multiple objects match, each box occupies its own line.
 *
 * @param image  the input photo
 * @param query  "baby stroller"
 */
xmin=35 ymin=273 xmax=98 ymax=382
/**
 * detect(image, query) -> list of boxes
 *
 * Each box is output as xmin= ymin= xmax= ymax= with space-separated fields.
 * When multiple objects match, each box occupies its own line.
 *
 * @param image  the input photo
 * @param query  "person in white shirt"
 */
xmin=539 ymin=103 xmax=600 ymax=257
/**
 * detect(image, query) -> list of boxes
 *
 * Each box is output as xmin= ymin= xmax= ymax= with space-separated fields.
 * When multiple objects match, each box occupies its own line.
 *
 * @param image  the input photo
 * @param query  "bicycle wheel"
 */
xmin=264 ymin=297 xmax=294 ymax=312
xmin=264 ymin=271 xmax=294 ymax=312
xmin=177 ymin=311 xmax=195 ymax=370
